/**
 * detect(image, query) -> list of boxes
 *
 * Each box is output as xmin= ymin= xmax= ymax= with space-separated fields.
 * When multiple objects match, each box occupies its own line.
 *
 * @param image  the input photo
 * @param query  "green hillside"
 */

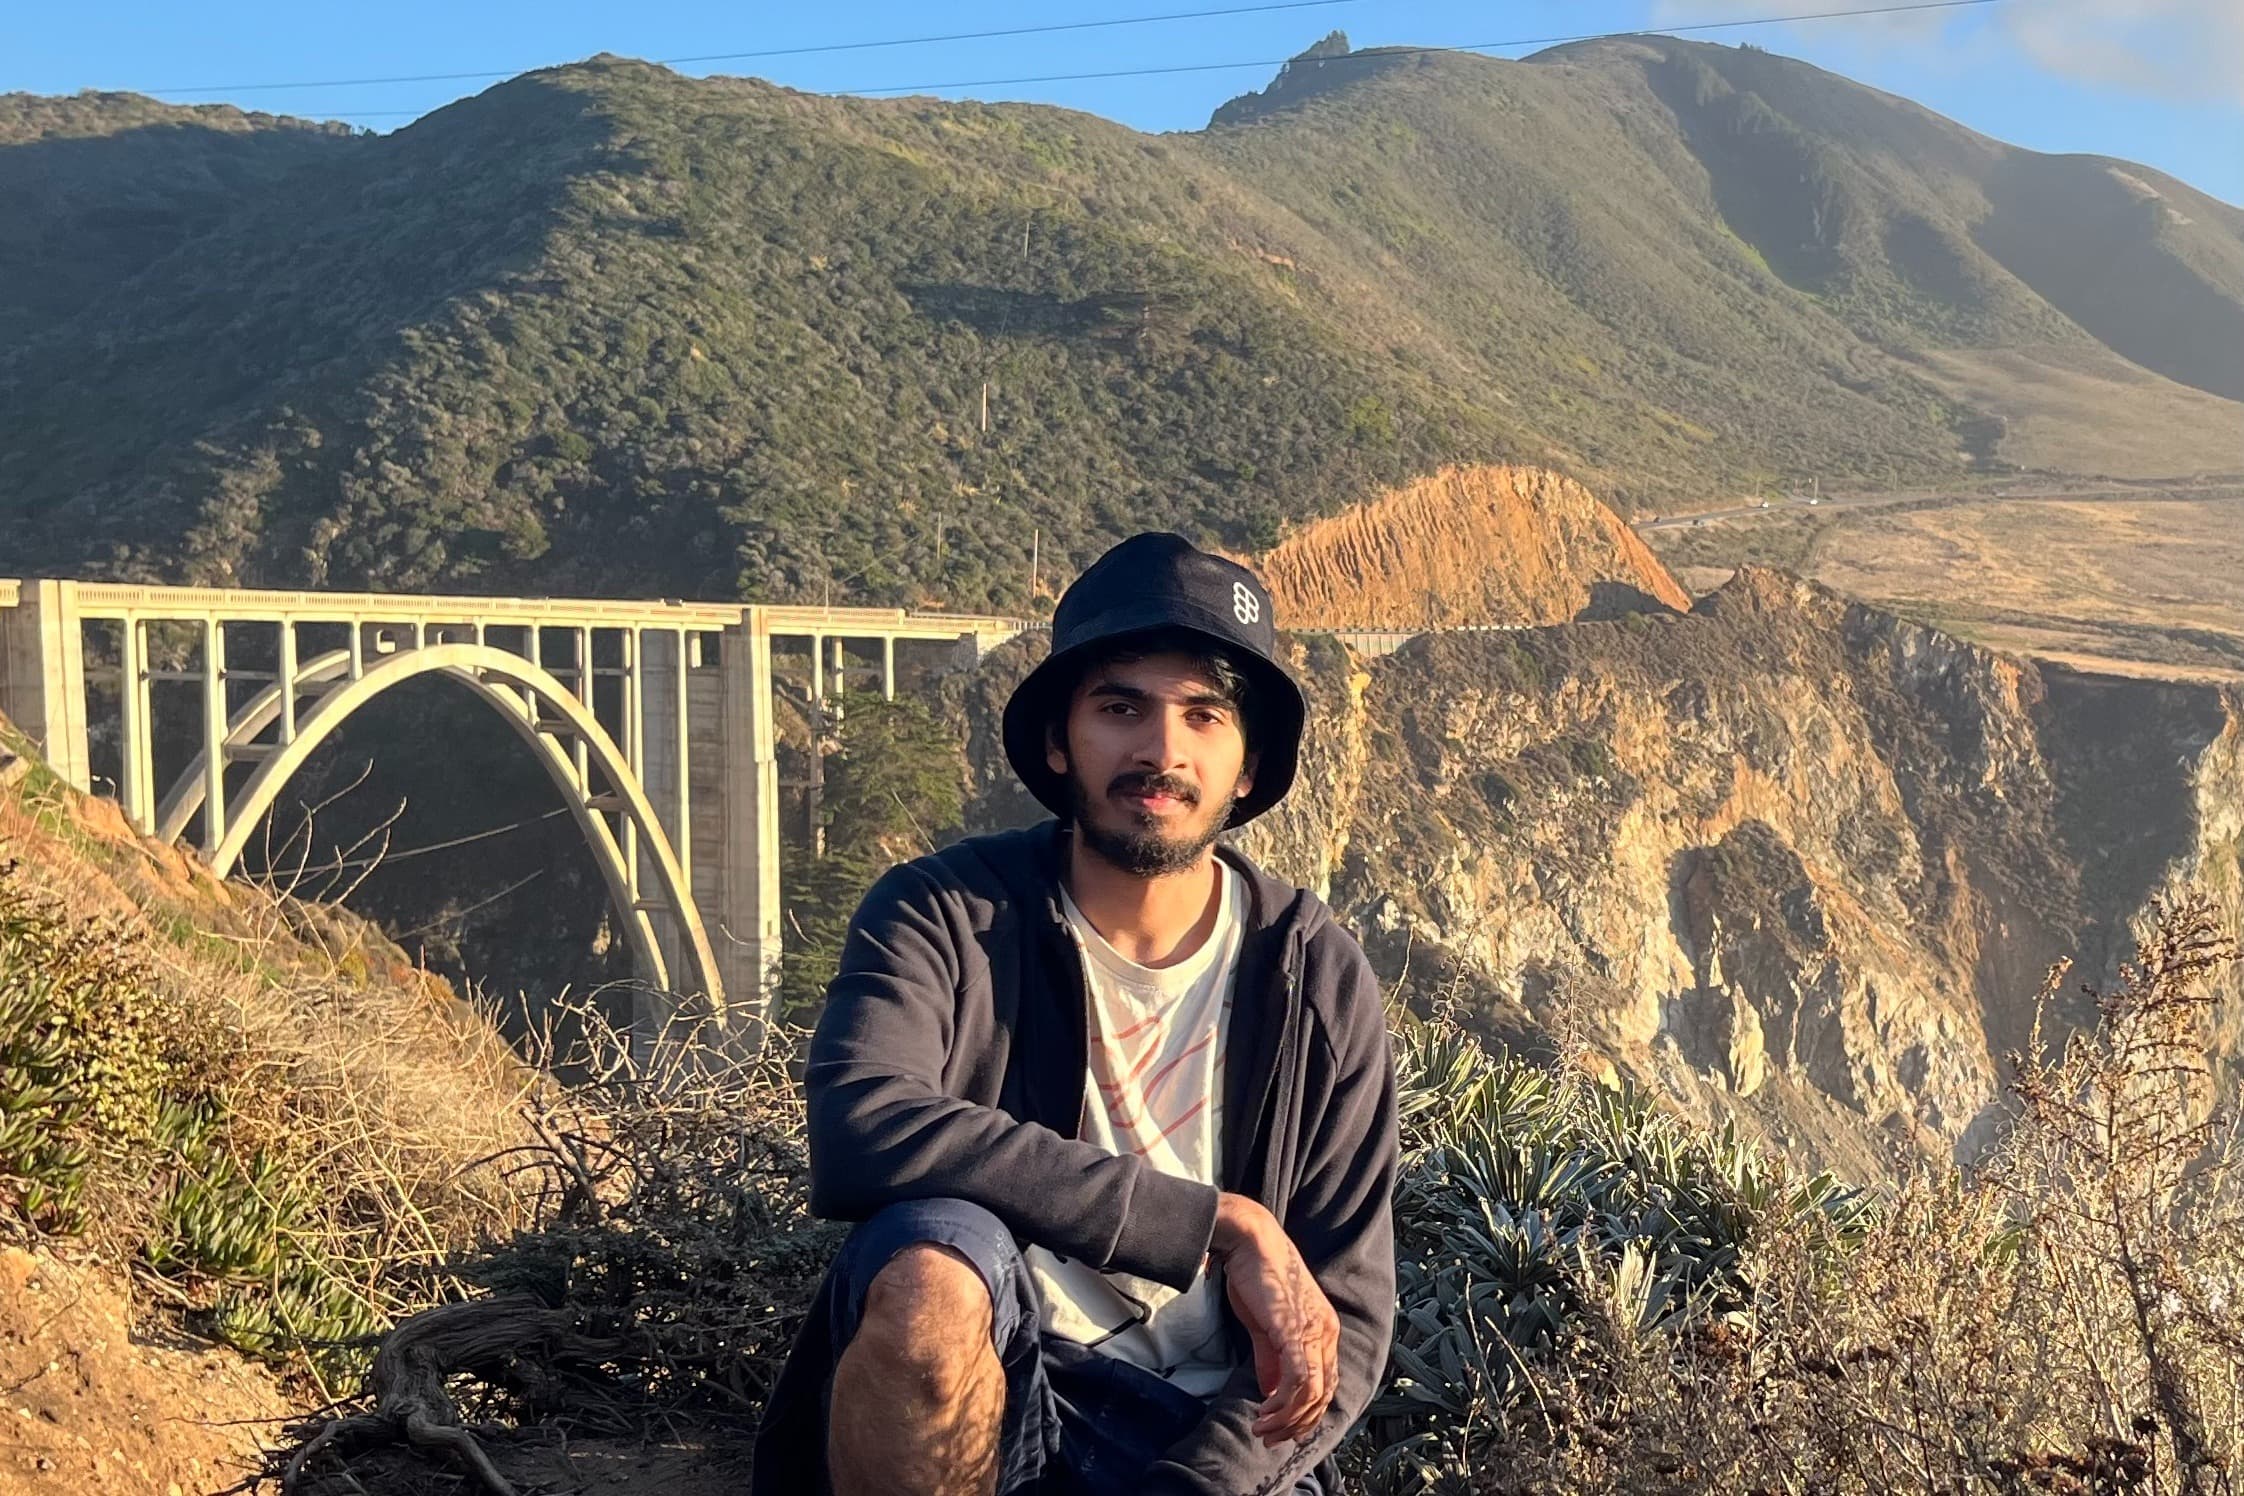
xmin=1 ymin=36 xmax=2238 ymax=610
xmin=0 ymin=94 xmax=350 ymax=346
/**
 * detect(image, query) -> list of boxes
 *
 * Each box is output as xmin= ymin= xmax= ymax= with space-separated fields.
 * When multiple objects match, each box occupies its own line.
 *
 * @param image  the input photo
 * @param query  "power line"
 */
xmin=305 ymin=804 xmax=572 ymax=873
xmin=135 ymin=0 xmax=1366 ymax=97
xmin=843 ymin=0 xmax=2004 ymax=96
xmin=394 ymin=867 xmax=549 ymax=939
xmin=273 ymin=0 xmax=2008 ymax=124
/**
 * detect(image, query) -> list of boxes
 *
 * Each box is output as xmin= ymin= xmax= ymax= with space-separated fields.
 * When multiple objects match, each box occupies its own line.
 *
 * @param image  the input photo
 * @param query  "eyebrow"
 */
xmin=1084 ymin=680 xmax=1237 ymax=710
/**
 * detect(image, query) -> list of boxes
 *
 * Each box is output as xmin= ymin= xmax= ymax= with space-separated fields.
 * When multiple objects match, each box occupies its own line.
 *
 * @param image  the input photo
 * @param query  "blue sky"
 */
xmin=9 ymin=1 xmax=2241 ymax=204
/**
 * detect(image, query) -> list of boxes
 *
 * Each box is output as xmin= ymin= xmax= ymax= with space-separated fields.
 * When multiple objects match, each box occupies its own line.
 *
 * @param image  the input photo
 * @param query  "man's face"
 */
xmin=1047 ymin=650 xmax=1256 ymax=878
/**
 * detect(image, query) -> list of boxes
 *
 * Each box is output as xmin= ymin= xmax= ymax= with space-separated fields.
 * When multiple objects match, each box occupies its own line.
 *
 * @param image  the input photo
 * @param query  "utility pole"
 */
xmin=1028 ymin=528 xmax=1041 ymax=609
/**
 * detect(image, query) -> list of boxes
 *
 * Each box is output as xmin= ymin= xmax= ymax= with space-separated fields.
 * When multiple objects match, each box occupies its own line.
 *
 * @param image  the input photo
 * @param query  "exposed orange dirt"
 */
xmin=1257 ymin=463 xmax=1691 ymax=628
xmin=0 ymin=1248 xmax=292 ymax=1496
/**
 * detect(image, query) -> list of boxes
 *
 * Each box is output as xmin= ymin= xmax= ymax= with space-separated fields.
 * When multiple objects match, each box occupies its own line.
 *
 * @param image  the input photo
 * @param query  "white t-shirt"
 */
xmin=1025 ymin=863 xmax=1245 ymax=1397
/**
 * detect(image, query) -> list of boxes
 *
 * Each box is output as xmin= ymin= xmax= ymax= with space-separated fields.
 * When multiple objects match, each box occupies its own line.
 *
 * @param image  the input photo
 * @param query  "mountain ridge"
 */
xmin=1 ymin=37 xmax=2238 ymax=610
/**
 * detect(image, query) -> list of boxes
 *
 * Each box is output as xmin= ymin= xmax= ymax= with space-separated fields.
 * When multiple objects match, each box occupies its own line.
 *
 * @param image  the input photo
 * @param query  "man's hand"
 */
xmin=1209 ymin=1192 xmax=1341 ymax=1448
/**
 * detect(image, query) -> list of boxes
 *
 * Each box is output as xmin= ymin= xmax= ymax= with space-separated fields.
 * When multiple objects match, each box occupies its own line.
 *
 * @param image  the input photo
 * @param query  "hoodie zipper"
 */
xmin=1224 ymin=933 xmax=1301 ymax=1196
xmin=1039 ymin=901 xmax=1095 ymax=1141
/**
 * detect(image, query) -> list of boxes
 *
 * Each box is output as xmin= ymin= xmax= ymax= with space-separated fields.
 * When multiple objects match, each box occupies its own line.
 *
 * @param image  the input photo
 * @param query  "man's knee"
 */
xmin=849 ymin=1244 xmax=997 ymax=1394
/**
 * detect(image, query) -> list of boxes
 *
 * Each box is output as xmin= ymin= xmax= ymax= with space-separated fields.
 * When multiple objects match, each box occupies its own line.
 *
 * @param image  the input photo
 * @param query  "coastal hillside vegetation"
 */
xmin=256 ymin=894 xmax=2243 ymax=1495
xmin=5 ymin=702 xmax=2241 ymax=1492
xmin=4 ymin=35 xmax=2239 ymax=610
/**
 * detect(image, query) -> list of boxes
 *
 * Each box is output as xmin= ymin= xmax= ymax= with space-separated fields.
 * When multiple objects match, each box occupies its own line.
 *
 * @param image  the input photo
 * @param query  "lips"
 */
xmin=1113 ymin=777 xmax=1197 ymax=814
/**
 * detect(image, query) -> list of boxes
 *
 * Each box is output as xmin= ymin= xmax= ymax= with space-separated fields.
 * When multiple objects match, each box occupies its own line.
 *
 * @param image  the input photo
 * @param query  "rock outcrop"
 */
xmin=1255 ymin=464 xmax=1692 ymax=628
xmin=952 ymin=568 xmax=2244 ymax=1180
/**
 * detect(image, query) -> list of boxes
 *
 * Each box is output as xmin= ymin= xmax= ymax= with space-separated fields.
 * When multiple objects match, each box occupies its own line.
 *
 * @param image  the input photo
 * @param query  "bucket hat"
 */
xmin=1002 ymin=532 xmax=1306 ymax=827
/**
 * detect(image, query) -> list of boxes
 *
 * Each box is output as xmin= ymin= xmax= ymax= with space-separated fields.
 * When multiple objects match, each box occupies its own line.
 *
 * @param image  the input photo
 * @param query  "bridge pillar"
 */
xmin=199 ymin=618 xmax=229 ymax=857
xmin=953 ymin=627 xmax=1020 ymax=669
xmin=713 ymin=615 xmax=782 ymax=1047
xmin=639 ymin=627 xmax=699 ymax=1001
xmin=0 ymin=581 xmax=90 ymax=793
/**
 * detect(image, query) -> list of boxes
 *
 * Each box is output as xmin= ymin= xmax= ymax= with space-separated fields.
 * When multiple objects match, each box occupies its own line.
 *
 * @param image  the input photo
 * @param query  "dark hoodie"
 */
xmin=751 ymin=820 xmax=1398 ymax=1496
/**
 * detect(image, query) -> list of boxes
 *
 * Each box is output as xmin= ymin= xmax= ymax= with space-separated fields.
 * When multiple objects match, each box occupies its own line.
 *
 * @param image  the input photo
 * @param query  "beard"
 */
xmin=1065 ymin=766 xmax=1239 ymax=877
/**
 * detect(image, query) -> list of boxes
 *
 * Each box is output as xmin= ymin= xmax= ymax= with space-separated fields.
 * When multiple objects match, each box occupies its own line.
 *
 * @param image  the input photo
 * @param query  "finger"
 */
xmin=1310 ymin=1327 xmax=1328 ymax=1426
xmin=1256 ymin=1339 xmax=1308 ymax=1422
xmin=1262 ymin=1386 xmax=1318 ymax=1447
xmin=1262 ymin=1301 xmax=1331 ymax=1442
xmin=1292 ymin=1324 xmax=1338 ymax=1440
xmin=1251 ymin=1338 xmax=1311 ymax=1440
xmin=1251 ymin=1325 xmax=1284 ymax=1401
xmin=1256 ymin=1391 xmax=1309 ymax=1446
xmin=1261 ymin=1342 xmax=1324 ymax=1444
xmin=1287 ymin=1355 xmax=1328 ymax=1441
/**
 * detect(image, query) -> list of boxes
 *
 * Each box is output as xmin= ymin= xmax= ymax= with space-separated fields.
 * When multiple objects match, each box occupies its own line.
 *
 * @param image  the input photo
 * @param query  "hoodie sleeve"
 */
xmin=803 ymin=860 xmax=1220 ymax=1291
xmin=1143 ymin=931 xmax=1401 ymax=1495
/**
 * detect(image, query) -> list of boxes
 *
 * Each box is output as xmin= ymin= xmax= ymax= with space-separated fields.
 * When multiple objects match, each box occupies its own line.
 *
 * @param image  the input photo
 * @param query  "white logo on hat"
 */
xmin=1233 ymin=581 xmax=1262 ymax=626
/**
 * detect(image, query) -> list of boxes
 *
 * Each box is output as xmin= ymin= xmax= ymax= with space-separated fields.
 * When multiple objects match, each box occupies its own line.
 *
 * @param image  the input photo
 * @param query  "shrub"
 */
xmin=0 ymin=859 xmax=233 ymax=1234
xmin=0 ymin=847 xmax=533 ymax=1382
xmin=1362 ymin=895 xmax=2244 ymax=1494
xmin=776 ymin=691 xmax=967 ymax=1021
xmin=269 ymin=898 xmax=2244 ymax=1495
xmin=1351 ymin=1017 xmax=1866 ymax=1491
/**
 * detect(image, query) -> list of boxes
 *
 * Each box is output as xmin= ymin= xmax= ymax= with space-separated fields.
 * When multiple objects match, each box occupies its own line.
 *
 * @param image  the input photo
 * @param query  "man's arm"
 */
xmin=804 ymin=861 xmax=1220 ymax=1290
xmin=1143 ymin=939 xmax=1400 ymax=1494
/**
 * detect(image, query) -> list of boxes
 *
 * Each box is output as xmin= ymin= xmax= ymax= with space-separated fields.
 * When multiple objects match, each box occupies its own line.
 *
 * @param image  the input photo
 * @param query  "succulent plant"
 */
xmin=1355 ymin=1017 xmax=1868 ymax=1491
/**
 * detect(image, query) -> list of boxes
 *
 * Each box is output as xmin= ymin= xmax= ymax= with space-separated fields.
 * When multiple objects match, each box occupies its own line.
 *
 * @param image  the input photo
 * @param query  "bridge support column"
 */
xmin=640 ymin=628 xmax=695 ymax=996
xmin=714 ymin=616 xmax=781 ymax=1048
xmin=0 ymin=581 xmax=90 ymax=793
xmin=199 ymin=619 xmax=229 ymax=856
xmin=120 ymin=618 xmax=155 ymax=832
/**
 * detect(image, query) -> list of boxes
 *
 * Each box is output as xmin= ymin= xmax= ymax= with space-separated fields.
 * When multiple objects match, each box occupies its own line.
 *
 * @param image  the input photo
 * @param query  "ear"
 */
xmin=1045 ymin=716 xmax=1070 ymax=778
xmin=1235 ymin=749 xmax=1258 ymax=801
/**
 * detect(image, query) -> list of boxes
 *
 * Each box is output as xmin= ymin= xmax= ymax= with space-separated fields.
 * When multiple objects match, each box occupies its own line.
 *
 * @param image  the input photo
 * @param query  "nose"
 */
xmin=1130 ymin=705 xmax=1193 ymax=771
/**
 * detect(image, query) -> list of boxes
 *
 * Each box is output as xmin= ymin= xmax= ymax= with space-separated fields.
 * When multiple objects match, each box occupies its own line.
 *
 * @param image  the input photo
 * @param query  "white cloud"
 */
xmin=2000 ymin=0 xmax=2244 ymax=104
xmin=1652 ymin=0 xmax=2244 ymax=104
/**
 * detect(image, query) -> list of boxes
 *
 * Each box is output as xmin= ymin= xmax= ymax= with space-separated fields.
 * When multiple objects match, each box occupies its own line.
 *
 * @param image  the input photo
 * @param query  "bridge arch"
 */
xmin=155 ymin=648 xmax=352 ymax=845
xmin=195 ymin=642 xmax=724 ymax=1015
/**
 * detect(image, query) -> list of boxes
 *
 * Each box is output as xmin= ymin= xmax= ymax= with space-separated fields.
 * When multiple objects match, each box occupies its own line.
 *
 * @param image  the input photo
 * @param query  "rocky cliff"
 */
xmin=1254 ymin=464 xmax=1693 ymax=628
xmin=951 ymin=569 xmax=2244 ymax=1179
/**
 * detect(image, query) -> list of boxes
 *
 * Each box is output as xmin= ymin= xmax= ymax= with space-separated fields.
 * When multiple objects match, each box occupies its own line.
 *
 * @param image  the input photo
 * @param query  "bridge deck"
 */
xmin=17 ymin=580 xmax=1024 ymax=641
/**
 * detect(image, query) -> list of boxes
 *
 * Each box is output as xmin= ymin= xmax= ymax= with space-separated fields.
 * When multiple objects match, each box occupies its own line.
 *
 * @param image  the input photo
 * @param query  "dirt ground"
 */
xmin=0 ymin=1243 xmax=758 ymax=1496
xmin=0 ymin=1248 xmax=292 ymax=1496
xmin=291 ymin=1432 xmax=757 ymax=1496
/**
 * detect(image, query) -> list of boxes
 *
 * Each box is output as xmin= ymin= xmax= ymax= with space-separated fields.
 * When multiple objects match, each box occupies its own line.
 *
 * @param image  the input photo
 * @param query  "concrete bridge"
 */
xmin=0 ymin=578 xmax=1537 ymax=1043
xmin=0 ymin=577 xmax=1022 ymax=1046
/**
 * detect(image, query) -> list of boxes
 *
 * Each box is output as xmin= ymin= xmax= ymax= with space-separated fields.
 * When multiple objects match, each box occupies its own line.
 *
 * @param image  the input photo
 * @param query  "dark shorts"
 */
xmin=829 ymin=1197 xmax=1322 ymax=1496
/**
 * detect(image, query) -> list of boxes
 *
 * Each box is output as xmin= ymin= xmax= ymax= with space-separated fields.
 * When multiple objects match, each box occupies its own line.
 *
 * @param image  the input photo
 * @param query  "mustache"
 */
xmin=1108 ymin=771 xmax=1199 ymax=805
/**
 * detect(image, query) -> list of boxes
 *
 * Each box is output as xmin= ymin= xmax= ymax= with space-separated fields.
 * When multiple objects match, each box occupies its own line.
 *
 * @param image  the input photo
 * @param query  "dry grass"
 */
xmin=266 ymin=999 xmax=833 ymax=1495
xmin=1444 ymin=896 xmax=2244 ymax=1496
xmin=1809 ymin=491 xmax=2244 ymax=681
xmin=1913 ymin=346 xmax=2244 ymax=481
xmin=1649 ymin=484 xmax=2244 ymax=681
xmin=0 ymin=730 xmax=543 ymax=1392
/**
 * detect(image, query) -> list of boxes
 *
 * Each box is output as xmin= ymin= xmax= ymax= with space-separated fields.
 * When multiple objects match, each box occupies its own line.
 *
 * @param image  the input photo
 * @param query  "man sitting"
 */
xmin=753 ymin=533 xmax=1399 ymax=1495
